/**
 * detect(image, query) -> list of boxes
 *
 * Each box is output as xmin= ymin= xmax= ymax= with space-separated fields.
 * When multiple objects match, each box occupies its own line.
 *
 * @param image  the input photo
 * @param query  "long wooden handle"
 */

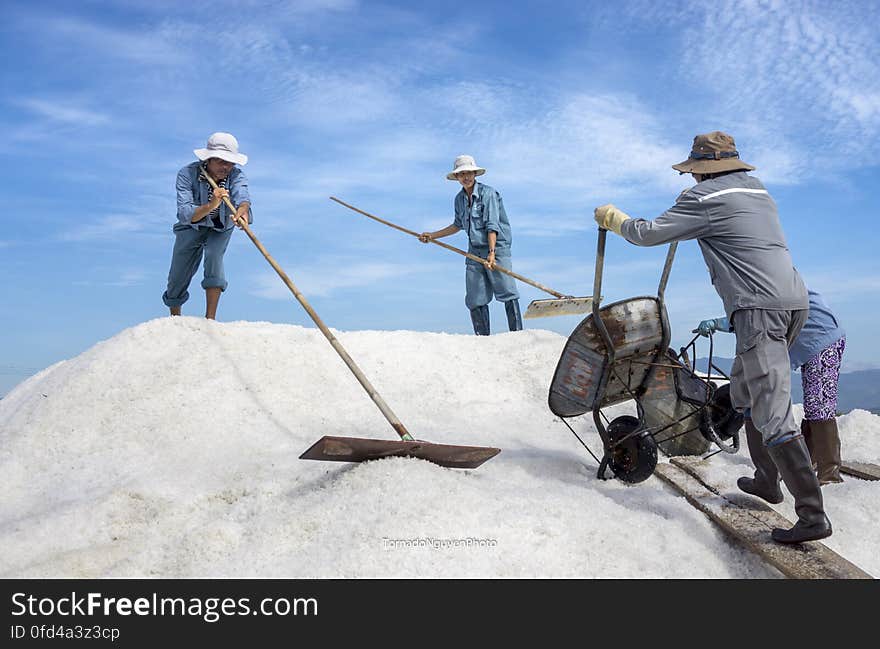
xmin=201 ymin=170 xmax=413 ymax=441
xmin=330 ymin=196 xmax=570 ymax=299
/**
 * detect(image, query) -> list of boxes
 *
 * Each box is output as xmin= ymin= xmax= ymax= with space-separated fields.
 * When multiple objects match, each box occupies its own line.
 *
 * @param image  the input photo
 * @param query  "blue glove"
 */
xmin=692 ymin=317 xmax=730 ymax=337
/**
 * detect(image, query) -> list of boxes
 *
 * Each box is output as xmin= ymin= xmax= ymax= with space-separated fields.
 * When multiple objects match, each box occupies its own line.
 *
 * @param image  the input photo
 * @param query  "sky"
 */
xmin=2 ymin=0 xmax=880 ymax=396
xmin=2 ymin=318 xmax=877 ymax=577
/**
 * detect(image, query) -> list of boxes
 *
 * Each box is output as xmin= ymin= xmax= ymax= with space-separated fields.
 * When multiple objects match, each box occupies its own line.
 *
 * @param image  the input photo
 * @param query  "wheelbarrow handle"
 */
xmin=592 ymin=228 xmax=615 ymax=362
xmin=594 ymin=228 xmax=606 ymax=309
xmin=658 ymin=241 xmax=678 ymax=302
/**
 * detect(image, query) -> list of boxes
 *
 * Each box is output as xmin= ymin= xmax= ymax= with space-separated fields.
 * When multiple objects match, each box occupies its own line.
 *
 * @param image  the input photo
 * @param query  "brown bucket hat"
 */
xmin=671 ymin=131 xmax=755 ymax=175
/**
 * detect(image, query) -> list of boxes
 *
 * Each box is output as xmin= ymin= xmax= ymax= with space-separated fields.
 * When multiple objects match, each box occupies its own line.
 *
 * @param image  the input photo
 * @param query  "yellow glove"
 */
xmin=594 ymin=204 xmax=631 ymax=235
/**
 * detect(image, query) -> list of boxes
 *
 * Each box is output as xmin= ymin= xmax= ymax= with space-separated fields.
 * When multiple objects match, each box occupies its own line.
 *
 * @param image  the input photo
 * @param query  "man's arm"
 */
xmin=190 ymin=189 xmax=227 ymax=224
xmin=483 ymin=190 xmax=502 ymax=267
xmin=176 ymin=167 xmax=230 ymax=224
xmin=487 ymin=231 xmax=498 ymax=268
xmin=693 ymin=316 xmax=732 ymax=337
xmin=229 ymin=169 xmax=253 ymax=225
xmin=176 ymin=168 xmax=199 ymax=224
xmin=619 ymin=195 xmax=711 ymax=246
xmin=419 ymin=224 xmax=461 ymax=241
xmin=232 ymin=201 xmax=250 ymax=227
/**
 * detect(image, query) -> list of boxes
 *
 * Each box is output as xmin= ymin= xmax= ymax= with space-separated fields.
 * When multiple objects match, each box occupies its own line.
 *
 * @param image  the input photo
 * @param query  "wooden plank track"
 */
xmin=841 ymin=461 xmax=880 ymax=481
xmin=654 ymin=457 xmax=873 ymax=579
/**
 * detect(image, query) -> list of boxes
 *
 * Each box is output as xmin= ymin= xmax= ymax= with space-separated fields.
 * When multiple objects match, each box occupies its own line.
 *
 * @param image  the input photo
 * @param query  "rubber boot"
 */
xmin=809 ymin=419 xmax=844 ymax=485
xmin=504 ymin=299 xmax=523 ymax=332
xmin=470 ymin=305 xmax=490 ymax=336
xmin=768 ymin=436 xmax=833 ymax=544
xmin=737 ymin=419 xmax=784 ymax=504
xmin=801 ymin=419 xmax=817 ymax=472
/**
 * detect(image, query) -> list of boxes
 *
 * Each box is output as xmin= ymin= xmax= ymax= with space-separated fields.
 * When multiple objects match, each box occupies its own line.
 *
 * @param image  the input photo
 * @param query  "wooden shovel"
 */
xmin=329 ymin=197 xmax=595 ymax=318
xmin=199 ymin=168 xmax=499 ymax=469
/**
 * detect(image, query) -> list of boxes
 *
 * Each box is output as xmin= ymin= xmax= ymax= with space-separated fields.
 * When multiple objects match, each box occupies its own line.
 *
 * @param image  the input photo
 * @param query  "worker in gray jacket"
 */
xmin=593 ymin=131 xmax=831 ymax=544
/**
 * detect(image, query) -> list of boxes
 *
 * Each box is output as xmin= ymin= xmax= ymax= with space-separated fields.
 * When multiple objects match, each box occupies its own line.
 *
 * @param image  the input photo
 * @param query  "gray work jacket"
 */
xmin=619 ymin=172 xmax=808 ymax=319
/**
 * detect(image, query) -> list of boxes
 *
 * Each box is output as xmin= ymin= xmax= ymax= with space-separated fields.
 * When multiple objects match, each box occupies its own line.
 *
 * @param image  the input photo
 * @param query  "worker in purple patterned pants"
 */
xmin=696 ymin=288 xmax=846 ymax=485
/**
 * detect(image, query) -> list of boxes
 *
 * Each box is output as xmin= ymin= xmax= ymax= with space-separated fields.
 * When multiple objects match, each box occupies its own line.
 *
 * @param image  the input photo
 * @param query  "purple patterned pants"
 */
xmin=801 ymin=336 xmax=846 ymax=421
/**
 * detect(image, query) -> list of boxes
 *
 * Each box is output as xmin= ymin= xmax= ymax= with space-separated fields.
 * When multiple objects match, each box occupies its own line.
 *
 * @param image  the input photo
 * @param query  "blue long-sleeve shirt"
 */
xmin=453 ymin=182 xmax=512 ymax=251
xmin=176 ymin=161 xmax=253 ymax=230
xmin=789 ymin=290 xmax=845 ymax=369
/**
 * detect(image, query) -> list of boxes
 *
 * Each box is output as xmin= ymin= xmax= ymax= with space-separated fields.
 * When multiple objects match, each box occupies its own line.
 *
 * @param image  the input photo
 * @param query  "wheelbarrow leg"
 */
xmin=593 ymin=408 xmax=613 ymax=480
xmin=597 ymin=453 xmax=611 ymax=480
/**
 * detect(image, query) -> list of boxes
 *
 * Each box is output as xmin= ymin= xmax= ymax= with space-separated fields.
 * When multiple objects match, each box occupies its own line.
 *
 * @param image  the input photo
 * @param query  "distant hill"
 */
xmin=695 ymin=357 xmax=880 ymax=415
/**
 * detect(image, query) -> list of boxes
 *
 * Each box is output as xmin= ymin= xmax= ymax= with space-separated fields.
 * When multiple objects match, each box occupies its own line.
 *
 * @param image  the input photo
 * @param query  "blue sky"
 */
xmin=2 ymin=0 xmax=879 ymax=395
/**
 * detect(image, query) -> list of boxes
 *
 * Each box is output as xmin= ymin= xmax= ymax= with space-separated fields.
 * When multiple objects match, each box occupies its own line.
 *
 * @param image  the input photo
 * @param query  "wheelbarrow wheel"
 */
xmin=700 ymin=382 xmax=742 ymax=454
xmin=606 ymin=415 xmax=658 ymax=484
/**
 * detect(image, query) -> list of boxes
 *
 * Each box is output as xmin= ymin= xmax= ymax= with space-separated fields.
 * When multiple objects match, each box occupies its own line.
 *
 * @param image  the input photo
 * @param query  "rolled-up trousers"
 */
xmin=162 ymin=223 xmax=234 ymax=308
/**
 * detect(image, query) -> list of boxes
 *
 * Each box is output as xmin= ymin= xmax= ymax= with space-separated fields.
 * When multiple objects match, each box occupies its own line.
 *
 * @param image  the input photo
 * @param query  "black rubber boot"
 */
xmin=737 ymin=419 xmax=784 ymax=504
xmin=470 ymin=305 xmax=490 ymax=336
xmin=504 ymin=299 xmax=523 ymax=332
xmin=768 ymin=436 xmax=833 ymax=544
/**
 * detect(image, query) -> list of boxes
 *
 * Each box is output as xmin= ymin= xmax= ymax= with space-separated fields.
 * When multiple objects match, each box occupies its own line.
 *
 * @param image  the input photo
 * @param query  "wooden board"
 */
xmin=654 ymin=458 xmax=873 ymax=579
xmin=841 ymin=461 xmax=880 ymax=481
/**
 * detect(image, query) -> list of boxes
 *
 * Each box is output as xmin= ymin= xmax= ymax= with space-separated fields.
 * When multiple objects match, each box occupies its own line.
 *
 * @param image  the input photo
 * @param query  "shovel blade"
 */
xmin=524 ymin=296 xmax=596 ymax=319
xmin=300 ymin=435 xmax=500 ymax=469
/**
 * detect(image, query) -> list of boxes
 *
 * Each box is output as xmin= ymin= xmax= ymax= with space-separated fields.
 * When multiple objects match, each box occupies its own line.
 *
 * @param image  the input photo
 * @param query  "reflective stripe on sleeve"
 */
xmin=697 ymin=188 xmax=769 ymax=202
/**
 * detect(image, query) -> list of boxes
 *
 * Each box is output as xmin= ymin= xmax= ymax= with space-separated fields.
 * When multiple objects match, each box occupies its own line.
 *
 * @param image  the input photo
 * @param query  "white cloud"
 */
xmin=58 ymin=209 xmax=168 ymax=243
xmin=16 ymin=98 xmax=110 ymax=127
xmin=72 ymin=270 xmax=150 ymax=288
xmin=677 ymin=0 xmax=880 ymax=170
xmin=805 ymin=273 xmax=880 ymax=302
xmin=45 ymin=16 xmax=186 ymax=65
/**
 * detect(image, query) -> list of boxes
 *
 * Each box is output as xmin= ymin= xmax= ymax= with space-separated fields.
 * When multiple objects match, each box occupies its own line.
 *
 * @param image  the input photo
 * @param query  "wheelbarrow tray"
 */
xmin=548 ymin=296 xmax=667 ymax=418
xmin=300 ymin=435 xmax=501 ymax=469
xmin=548 ymin=295 xmax=717 ymax=455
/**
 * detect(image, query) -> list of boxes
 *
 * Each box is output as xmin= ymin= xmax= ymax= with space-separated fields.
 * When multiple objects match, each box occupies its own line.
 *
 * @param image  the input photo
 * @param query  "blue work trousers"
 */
xmin=162 ymin=224 xmax=234 ymax=308
xmin=464 ymin=248 xmax=519 ymax=310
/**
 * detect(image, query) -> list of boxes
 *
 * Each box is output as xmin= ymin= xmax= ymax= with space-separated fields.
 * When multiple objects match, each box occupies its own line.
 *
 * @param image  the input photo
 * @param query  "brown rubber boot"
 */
xmin=808 ymin=419 xmax=844 ymax=485
xmin=801 ymin=419 xmax=817 ymax=471
xmin=737 ymin=419 xmax=783 ymax=504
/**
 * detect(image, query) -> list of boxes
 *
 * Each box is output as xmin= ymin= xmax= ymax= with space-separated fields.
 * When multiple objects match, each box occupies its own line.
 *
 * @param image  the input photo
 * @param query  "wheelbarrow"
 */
xmin=547 ymin=229 xmax=742 ymax=483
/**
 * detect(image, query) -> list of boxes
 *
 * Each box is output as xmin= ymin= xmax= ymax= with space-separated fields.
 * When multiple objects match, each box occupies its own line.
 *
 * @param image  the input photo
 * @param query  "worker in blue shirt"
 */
xmin=162 ymin=132 xmax=252 ymax=320
xmin=418 ymin=155 xmax=522 ymax=335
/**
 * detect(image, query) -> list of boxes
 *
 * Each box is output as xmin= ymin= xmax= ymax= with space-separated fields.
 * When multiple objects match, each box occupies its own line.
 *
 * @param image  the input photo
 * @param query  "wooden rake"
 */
xmin=199 ymin=168 xmax=499 ymax=469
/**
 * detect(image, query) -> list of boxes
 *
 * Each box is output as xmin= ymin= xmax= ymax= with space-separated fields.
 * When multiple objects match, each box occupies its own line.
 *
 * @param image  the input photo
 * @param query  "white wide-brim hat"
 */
xmin=446 ymin=154 xmax=486 ymax=180
xmin=194 ymin=132 xmax=248 ymax=165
